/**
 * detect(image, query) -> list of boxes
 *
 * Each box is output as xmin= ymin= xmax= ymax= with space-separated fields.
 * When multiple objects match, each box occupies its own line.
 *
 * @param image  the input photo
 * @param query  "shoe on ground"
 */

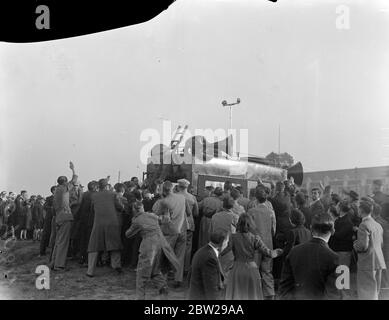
xmin=159 ymin=287 xmax=169 ymax=296
xmin=115 ymin=267 xmax=123 ymax=274
xmin=172 ymin=281 xmax=182 ymax=289
xmin=53 ymin=267 xmax=70 ymax=272
xmin=86 ymin=273 xmax=94 ymax=278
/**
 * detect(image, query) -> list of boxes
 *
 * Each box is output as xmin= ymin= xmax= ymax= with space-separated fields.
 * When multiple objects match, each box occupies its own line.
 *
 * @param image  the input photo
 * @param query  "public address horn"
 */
xmin=287 ymin=161 xmax=304 ymax=186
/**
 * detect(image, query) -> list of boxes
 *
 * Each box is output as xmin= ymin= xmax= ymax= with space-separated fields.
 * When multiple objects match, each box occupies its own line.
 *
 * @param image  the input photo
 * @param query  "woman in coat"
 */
xmin=225 ymin=213 xmax=283 ymax=300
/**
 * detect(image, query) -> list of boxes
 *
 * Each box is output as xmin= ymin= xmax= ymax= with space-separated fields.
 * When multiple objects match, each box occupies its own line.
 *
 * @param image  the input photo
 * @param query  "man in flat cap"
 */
xmin=177 ymin=178 xmax=199 ymax=277
xmin=371 ymin=180 xmax=389 ymax=207
xmin=86 ymin=178 xmax=124 ymax=277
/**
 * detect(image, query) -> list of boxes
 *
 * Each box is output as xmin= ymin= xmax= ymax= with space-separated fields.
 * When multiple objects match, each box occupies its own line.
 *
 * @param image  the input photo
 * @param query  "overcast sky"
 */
xmin=1 ymin=0 xmax=389 ymax=196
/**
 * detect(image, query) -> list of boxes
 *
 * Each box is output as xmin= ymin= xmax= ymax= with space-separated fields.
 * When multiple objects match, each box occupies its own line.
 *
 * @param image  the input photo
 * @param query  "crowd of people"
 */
xmin=1 ymin=161 xmax=389 ymax=300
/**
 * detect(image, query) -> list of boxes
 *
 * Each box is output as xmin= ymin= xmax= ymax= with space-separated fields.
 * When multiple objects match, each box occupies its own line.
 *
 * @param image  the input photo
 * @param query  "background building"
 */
xmin=302 ymin=166 xmax=389 ymax=197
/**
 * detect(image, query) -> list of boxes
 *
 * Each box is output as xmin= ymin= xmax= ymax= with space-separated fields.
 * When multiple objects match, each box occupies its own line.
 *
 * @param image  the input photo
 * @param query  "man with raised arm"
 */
xmin=50 ymin=161 xmax=78 ymax=271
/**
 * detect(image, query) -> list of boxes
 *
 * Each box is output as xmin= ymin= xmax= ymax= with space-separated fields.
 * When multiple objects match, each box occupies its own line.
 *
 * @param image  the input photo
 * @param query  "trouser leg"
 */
xmin=357 ymin=269 xmax=378 ymax=300
xmin=259 ymin=254 xmax=275 ymax=298
xmin=151 ymin=247 xmax=167 ymax=290
xmin=184 ymin=230 xmax=193 ymax=274
xmin=129 ymin=236 xmax=142 ymax=268
xmin=151 ymin=272 xmax=167 ymax=292
xmin=110 ymin=251 xmax=122 ymax=269
xmin=379 ymin=269 xmax=389 ymax=299
xmin=87 ymin=252 xmax=98 ymax=276
xmin=136 ymin=250 xmax=152 ymax=300
xmin=48 ymin=217 xmax=57 ymax=261
xmin=174 ymin=231 xmax=186 ymax=283
xmin=52 ymin=221 xmax=72 ymax=269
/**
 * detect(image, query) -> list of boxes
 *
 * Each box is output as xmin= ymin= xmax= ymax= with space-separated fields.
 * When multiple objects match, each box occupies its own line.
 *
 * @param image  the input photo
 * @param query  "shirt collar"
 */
xmin=208 ymin=243 xmax=219 ymax=258
xmin=313 ymin=235 xmax=330 ymax=243
xmin=362 ymin=215 xmax=372 ymax=222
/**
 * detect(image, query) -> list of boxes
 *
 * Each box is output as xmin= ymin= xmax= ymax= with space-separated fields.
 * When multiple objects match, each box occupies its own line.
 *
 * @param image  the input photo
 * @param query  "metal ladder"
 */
xmin=170 ymin=125 xmax=188 ymax=151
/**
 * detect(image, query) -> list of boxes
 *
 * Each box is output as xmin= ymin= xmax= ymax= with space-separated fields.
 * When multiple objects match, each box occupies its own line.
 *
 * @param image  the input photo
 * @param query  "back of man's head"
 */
xmin=57 ymin=176 xmax=67 ymax=185
xmin=213 ymin=187 xmax=223 ymax=197
xmin=311 ymin=213 xmax=334 ymax=236
xmin=114 ymin=183 xmax=125 ymax=194
xmin=295 ymin=192 xmax=306 ymax=206
xmin=359 ymin=200 xmax=373 ymax=216
xmin=210 ymin=229 xmax=228 ymax=247
xmin=230 ymin=188 xmax=240 ymax=201
xmin=98 ymin=178 xmax=109 ymax=190
xmin=87 ymin=181 xmax=98 ymax=192
xmin=339 ymin=199 xmax=350 ymax=213
xmin=255 ymin=187 xmax=267 ymax=204
xmin=162 ymin=181 xmax=173 ymax=196
xmin=223 ymin=196 xmax=235 ymax=210
xmin=290 ymin=209 xmax=306 ymax=226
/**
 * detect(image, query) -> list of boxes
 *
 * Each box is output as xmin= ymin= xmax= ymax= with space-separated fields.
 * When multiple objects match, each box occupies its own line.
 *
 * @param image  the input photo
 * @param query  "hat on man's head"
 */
xmin=361 ymin=196 xmax=375 ymax=205
xmin=373 ymin=179 xmax=383 ymax=187
xmin=177 ymin=179 xmax=190 ymax=188
xmin=344 ymin=190 xmax=359 ymax=201
xmin=0 ymin=191 xmax=6 ymax=197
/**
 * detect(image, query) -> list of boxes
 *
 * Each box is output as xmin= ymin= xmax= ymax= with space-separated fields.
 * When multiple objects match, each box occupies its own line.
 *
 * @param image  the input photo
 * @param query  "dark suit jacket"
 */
xmin=279 ymin=238 xmax=340 ymax=300
xmin=188 ymin=244 xmax=223 ymax=300
xmin=309 ymin=199 xmax=325 ymax=217
xmin=270 ymin=192 xmax=293 ymax=235
xmin=283 ymin=225 xmax=312 ymax=257
xmin=88 ymin=190 xmax=124 ymax=252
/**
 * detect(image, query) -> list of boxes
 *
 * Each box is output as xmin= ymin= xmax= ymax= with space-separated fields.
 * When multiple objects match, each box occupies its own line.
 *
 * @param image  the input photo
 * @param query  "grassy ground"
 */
xmin=0 ymin=240 xmax=187 ymax=300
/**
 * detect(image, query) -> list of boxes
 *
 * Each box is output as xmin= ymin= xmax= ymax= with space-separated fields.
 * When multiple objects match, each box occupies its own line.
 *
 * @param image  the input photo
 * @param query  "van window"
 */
xmin=204 ymin=180 xmax=241 ymax=190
